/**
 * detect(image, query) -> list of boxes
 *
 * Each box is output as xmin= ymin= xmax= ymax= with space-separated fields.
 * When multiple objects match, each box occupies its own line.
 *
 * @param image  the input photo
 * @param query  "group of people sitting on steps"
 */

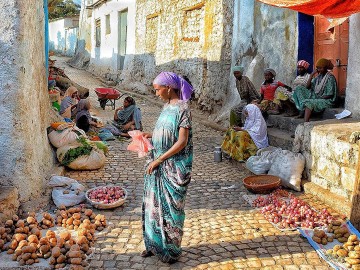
xmin=222 ymin=58 xmax=338 ymax=162
xmin=230 ymin=58 xmax=338 ymax=125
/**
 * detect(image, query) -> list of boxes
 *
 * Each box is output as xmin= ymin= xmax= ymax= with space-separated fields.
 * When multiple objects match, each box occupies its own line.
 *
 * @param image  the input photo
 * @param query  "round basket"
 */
xmin=85 ymin=185 xmax=127 ymax=209
xmin=243 ymin=174 xmax=281 ymax=194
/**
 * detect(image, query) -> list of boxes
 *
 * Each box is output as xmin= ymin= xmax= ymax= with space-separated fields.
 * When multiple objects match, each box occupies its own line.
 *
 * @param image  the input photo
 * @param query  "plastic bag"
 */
xmin=268 ymin=150 xmax=305 ymax=191
xmin=245 ymin=156 xmax=272 ymax=175
xmin=98 ymin=128 xmax=116 ymax=141
xmin=245 ymin=146 xmax=282 ymax=175
xmin=48 ymin=176 xmax=86 ymax=207
xmin=127 ymin=130 xmax=154 ymax=158
xmin=48 ymin=126 xmax=86 ymax=148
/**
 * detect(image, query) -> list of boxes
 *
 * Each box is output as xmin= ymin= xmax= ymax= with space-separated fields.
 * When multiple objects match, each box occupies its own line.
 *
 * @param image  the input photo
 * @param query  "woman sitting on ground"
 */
xmin=292 ymin=58 xmax=337 ymax=122
xmin=113 ymin=96 xmax=142 ymax=135
xmin=257 ymin=68 xmax=292 ymax=115
xmin=59 ymin=86 xmax=79 ymax=121
xmin=75 ymin=99 xmax=99 ymax=133
xmin=222 ymin=104 xmax=269 ymax=162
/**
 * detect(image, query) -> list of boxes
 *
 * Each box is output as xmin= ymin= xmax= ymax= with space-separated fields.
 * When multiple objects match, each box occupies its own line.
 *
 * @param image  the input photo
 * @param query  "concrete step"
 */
xmin=303 ymin=181 xmax=351 ymax=218
xmin=267 ymin=127 xmax=294 ymax=150
xmin=267 ymin=114 xmax=304 ymax=133
xmin=267 ymin=107 xmax=345 ymax=133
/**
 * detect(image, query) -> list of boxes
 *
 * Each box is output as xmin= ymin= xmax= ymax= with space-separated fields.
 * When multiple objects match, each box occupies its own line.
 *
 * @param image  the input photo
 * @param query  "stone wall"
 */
xmin=217 ymin=0 xmax=298 ymax=121
xmin=345 ymin=13 xmax=360 ymax=119
xmin=293 ymin=120 xmax=360 ymax=201
xmin=120 ymin=0 xmax=234 ymax=113
xmin=0 ymin=1 xmax=55 ymax=207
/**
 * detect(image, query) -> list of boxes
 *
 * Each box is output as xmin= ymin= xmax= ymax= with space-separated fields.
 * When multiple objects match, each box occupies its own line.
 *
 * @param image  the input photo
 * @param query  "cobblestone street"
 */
xmin=58 ymin=57 xmax=332 ymax=270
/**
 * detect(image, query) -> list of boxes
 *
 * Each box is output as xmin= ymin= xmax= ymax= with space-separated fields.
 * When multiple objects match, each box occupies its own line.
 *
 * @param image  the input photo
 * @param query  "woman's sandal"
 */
xmin=140 ymin=250 xmax=154 ymax=257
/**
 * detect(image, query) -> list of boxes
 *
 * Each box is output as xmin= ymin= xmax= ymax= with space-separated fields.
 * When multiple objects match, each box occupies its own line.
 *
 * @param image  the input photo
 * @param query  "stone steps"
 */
xmin=267 ymin=127 xmax=294 ymax=150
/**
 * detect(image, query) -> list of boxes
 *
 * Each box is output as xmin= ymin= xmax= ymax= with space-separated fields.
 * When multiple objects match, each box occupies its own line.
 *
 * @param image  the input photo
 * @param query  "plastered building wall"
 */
xmin=0 ymin=1 xmax=55 ymax=205
xmin=345 ymin=13 xmax=360 ymax=118
xmin=49 ymin=17 xmax=79 ymax=56
xmin=85 ymin=0 xmax=137 ymax=78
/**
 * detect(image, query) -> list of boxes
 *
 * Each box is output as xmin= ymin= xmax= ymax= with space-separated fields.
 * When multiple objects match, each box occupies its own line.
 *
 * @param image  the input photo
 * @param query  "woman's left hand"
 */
xmin=146 ymin=159 xmax=162 ymax=174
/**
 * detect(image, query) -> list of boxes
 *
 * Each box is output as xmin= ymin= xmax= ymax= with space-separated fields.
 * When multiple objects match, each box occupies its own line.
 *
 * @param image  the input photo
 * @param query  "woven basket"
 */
xmin=243 ymin=174 xmax=281 ymax=194
xmin=85 ymin=185 xmax=127 ymax=209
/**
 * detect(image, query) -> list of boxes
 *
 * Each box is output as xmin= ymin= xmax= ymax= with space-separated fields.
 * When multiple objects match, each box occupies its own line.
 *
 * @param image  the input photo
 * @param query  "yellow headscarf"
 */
xmin=64 ymin=86 xmax=78 ymax=97
xmin=316 ymin=58 xmax=333 ymax=69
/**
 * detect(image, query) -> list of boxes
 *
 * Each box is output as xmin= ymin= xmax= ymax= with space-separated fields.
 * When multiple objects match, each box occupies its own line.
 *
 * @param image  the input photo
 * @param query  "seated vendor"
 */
xmin=59 ymin=86 xmax=78 ymax=121
xmin=273 ymin=60 xmax=311 ymax=116
xmin=292 ymin=58 xmax=337 ymax=122
xmin=230 ymin=66 xmax=260 ymax=126
xmin=75 ymin=99 xmax=99 ymax=133
xmin=257 ymin=68 xmax=292 ymax=115
xmin=113 ymin=96 xmax=142 ymax=136
xmin=222 ymin=104 xmax=269 ymax=162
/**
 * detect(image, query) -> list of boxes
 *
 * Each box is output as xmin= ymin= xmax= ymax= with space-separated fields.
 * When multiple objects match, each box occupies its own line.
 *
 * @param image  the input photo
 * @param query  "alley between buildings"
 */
xmin=55 ymin=57 xmax=332 ymax=270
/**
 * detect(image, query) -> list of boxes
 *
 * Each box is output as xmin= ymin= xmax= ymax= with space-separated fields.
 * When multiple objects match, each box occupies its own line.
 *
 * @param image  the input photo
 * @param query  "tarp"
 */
xmin=255 ymin=0 xmax=360 ymax=18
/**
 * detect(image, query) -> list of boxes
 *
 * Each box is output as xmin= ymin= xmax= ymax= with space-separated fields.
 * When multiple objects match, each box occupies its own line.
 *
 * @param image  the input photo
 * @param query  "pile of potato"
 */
xmin=56 ymin=206 xmax=106 ymax=232
xmin=39 ymin=213 xmax=55 ymax=229
xmin=312 ymin=229 xmax=334 ymax=245
xmin=327 ymin=220 xmax=350 ymax=243
xmin=0 ymin=205 xmax=107 ymax=268
xmin=325 ymin=234 xmax=360 ymax=269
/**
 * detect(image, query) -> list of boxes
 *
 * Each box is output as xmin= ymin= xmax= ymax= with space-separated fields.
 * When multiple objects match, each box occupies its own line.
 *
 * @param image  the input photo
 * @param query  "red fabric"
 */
xmin=260 ymin=81 xmax=285 ymax=101
xmin=255 ymin=0 xmax=360 ymax=18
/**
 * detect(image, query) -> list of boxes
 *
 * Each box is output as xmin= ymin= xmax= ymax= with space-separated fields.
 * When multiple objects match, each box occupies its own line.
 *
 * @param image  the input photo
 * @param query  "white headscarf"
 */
xmin=243 ymin=104 xmax=269 ymax=149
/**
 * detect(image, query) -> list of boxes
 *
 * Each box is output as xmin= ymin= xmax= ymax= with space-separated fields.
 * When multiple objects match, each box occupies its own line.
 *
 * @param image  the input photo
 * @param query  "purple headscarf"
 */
xmin=153 ymin=72 xmax=194 ymax=101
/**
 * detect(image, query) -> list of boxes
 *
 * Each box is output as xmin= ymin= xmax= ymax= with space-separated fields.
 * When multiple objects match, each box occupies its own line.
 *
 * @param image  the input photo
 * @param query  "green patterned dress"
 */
xmin=142 ymin=101 xmax=193 ymax=263
xmin=293 ymin=73 xmax=337 ymax=112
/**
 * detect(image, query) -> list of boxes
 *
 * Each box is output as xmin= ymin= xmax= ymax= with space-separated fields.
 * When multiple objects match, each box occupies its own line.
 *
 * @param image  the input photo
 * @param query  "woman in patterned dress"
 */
xmin=222 ymin=104 xmax=269 ymax=162
xmin=141 ymin=72 xmax=194 ymax=263
xmin=292 ymin=58 xmax=337 ymax=122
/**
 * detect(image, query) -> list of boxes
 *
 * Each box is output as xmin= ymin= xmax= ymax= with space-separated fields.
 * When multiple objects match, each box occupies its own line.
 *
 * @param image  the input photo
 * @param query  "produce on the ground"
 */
xmin=325 ymin=234 xmax=360 ymax=268
xmin=327 ymin=220 xmax=350 ymax=243
xmin=252 ymin=190 xmax=335 ymax=229
xmin=0 ymin=205 xmax=106 ymax=268
xmin=87 ymin=186 xmax=126 ymax=205
xmin=312 ymin=229 xmax=334 ymax=245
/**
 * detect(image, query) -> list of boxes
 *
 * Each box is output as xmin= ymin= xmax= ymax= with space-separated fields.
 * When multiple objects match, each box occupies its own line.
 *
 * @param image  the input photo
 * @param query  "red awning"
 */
xmin=255 ymin=0 xmax=360 ymax=18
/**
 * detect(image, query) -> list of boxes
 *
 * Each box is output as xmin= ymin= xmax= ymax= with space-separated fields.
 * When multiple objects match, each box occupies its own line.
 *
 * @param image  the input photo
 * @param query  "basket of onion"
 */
xmin=85 ymin=185 xmax=127 ymax=209
xmin=243 ymin=174 xmax=281 ymax=194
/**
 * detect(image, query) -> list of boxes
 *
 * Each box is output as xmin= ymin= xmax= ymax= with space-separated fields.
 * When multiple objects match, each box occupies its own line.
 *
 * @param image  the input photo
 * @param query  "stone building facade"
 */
xmin=0 ymin=1 xmax=56 ymax=217
xmin=120 ymin=0 xmax=234 ymax=114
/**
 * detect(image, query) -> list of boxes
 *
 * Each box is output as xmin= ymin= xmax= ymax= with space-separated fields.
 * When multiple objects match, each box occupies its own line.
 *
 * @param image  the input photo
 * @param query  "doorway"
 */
xmin=314 ymin=16 xmax=349 ymax=97
xmin=118 ymin=9 xmax=128 ymax=70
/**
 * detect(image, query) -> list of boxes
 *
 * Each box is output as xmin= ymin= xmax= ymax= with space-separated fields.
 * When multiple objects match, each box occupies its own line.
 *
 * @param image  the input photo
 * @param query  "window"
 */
xmin=105 ymin=14 xmax=111 ymax=35
xmin=95 ymin=19 xmax=101 ymax=47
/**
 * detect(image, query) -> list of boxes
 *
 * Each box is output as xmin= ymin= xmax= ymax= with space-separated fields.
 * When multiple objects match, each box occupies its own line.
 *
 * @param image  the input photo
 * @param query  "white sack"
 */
xmin=48 ymin=175 xmax=86 ymax=207
xmin=268 ymin=150 xmax=305 ymax=191
xmin=57 ymin=143 xmax=106 ymax=170
xmin=245 ymin=146 xmax=282 ymax=175
xmin=48 ymin=126 xmax=86 ymax=148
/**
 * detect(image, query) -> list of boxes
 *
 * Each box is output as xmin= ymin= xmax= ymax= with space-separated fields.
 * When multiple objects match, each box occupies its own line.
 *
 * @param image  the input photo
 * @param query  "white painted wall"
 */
xmin=87 ymin=0 xmax=136 ymax=76
xmin=216 ymin=0 xmax=298 ymax=121
xmin=49 ymin=17 xmax=79 ymax=56
xmin=345 ymin=13 xmax=360 ymax=119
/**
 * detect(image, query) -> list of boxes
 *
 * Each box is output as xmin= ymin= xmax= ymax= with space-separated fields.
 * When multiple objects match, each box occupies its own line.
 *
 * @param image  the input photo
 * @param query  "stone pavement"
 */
xmin=56 ymin=57 xmax=332 ymax=269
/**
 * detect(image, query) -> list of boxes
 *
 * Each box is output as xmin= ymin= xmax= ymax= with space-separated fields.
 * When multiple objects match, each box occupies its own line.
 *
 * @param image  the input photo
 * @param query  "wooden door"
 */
xmin=118 ymin=10 xmax=128 ymax=70
xmin=314 ymin=16 xmax=349 ymax=96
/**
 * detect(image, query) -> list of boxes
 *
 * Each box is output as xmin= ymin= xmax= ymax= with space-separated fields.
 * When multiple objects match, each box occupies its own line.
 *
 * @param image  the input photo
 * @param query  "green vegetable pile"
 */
xmin=60 ymin=137 xmax=93 ymax=166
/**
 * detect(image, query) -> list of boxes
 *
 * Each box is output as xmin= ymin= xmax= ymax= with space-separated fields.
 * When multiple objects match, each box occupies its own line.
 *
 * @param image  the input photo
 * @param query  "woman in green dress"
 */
xmin=141 ymin=72 xmax=193 ymax=263
xmin=292 ymin=58 xmax=337 ymax=122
